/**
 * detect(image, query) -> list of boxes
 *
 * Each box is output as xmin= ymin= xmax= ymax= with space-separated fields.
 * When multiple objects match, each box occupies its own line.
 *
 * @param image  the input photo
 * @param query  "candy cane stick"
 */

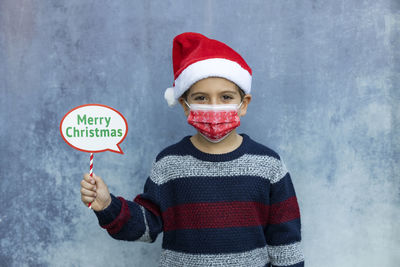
xmin=88 ymin=153 xmax=94 ymax=209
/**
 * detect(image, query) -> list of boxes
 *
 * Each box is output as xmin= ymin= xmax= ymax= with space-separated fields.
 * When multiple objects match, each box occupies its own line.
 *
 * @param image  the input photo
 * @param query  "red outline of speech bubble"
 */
xmin=60 ymin=103 xmax=128 ymax=154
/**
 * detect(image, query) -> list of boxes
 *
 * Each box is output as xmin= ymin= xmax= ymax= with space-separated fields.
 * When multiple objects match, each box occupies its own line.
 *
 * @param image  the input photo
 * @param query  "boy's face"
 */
xmin=178 ymin=77 xmax=252 ymax=117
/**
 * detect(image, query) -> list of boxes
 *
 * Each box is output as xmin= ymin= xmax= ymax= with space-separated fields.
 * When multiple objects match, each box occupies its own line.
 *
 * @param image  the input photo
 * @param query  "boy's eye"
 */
xmin=222 ymin=95 xmax=233 ymax=100
xmin=194 ymin=96 xmax=206 ymax=101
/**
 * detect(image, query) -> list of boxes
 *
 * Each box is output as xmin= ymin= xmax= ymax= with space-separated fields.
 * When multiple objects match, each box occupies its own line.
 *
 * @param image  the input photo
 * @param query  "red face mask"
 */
xmin=185 ymin=100 xmax=243 ymax=143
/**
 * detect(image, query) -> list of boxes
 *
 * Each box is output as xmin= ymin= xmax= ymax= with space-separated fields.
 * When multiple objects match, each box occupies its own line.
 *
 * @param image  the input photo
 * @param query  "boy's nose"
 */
xmin=209 ymin=98 xmax=222 ymax=105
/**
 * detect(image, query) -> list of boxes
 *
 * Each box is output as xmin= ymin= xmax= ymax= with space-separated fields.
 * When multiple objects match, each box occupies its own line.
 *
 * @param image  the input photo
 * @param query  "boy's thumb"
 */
xmin=93 ymin=173 xmax=104 ymax=185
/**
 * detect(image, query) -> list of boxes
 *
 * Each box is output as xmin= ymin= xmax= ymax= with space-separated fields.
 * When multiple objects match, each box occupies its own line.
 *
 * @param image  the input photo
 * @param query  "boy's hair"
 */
xmin=181 ymin=82 xmax=246 ymax=102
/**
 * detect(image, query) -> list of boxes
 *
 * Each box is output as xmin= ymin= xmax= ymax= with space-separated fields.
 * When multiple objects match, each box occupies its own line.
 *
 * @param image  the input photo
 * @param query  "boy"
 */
xmin=80 ymin=32 xmax=304 ymax=267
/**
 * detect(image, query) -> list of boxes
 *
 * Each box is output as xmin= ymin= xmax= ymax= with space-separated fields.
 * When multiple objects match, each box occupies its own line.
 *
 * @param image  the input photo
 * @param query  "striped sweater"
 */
xmin=94 ymin=133 xmax=305 ymax=267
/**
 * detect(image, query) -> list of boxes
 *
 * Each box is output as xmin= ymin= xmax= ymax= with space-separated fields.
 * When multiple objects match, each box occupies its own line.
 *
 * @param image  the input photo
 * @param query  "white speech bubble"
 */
xmin=60 ymin=104 xmax=128 ymax=154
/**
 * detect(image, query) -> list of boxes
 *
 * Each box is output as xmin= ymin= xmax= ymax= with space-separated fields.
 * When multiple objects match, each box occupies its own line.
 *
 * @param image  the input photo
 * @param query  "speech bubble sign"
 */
xmin=60 ymin=104 xmax=128 ymax=154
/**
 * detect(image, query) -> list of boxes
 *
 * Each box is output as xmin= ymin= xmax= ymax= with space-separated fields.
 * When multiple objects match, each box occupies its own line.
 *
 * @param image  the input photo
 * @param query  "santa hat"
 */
xmin=164 ymin=32 xmax=252 ymax=107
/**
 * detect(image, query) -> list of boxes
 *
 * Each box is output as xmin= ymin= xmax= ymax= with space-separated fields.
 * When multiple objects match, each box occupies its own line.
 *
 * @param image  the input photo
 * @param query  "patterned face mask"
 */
xmin=184 ymin=100 xmax=243 ymax=143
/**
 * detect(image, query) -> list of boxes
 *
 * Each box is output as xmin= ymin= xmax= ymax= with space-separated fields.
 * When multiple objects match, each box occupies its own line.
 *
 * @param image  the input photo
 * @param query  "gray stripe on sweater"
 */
xmin=159 ymin=245 xmax=270 ymax=267
xmin=150 ymin=154 xmax=288 ymax=186
xmin=267 ymin=241 xmax=304 ymax=266
xmin=137 ymin=205 xmax=152 ymax=243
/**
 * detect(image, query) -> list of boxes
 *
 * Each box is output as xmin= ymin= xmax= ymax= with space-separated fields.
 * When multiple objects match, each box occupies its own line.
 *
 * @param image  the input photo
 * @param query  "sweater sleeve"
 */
xmin=265 ymin=157 xmax=305 ymax=267
xmin=93 ymin=168 xmax=163 ymax=243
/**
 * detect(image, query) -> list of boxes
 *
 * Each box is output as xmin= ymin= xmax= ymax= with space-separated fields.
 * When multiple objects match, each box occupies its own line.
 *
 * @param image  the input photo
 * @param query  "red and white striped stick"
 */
xmin=88 ymin=153 xmax=94 ymax=209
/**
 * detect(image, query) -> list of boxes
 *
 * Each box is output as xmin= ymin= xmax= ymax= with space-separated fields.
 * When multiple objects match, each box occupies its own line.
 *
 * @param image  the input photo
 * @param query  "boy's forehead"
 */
xmin=189 ymin=78 xmax=239 ymax=94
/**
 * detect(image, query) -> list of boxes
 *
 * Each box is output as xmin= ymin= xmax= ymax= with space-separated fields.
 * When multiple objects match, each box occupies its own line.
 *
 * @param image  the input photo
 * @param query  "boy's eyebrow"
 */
xmin=189 ymin=92 xmax=205 ymax=96
xmin=190 ymin=90 xmax=238 ymax=96
xmin=220 ymin=90 xmax=239 ymax=94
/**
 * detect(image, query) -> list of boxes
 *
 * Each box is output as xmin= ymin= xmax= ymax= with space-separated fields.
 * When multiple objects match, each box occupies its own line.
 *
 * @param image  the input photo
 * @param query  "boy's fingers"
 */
xmin=83 ymin=173 xmax=96 ymax=184
xmin=80 ymin=179 xmax=96 ymax=191
xmin=80 ymin=187 xmax=97 ymax=197
xmin=81 ymin=195 xmax=95 ymax=204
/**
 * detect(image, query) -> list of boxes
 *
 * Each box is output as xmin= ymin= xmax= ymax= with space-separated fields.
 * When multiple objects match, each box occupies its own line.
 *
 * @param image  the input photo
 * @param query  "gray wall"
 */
xmin=1 ymin=0 xmax=399 ymax=266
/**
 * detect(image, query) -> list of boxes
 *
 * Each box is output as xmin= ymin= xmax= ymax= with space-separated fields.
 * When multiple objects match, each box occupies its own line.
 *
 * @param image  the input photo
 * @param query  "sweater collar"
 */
xmin=181 ymin=133 xmax=249 ymax=162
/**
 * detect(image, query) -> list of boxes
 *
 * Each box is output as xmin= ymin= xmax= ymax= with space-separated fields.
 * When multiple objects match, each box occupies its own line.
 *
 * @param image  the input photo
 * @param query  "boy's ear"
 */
xmin=239 ymin=94 xmax=252 ymax=117
xmin=178 ymin=97 xmax=190 ymax=117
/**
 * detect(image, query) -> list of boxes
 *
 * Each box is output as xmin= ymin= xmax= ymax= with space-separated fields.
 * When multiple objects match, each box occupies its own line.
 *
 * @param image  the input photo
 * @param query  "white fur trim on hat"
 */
xmin=164 ymin=87 xmax=177 ymax=107
xmin=164 ymin=58 xmax=252 ymax=107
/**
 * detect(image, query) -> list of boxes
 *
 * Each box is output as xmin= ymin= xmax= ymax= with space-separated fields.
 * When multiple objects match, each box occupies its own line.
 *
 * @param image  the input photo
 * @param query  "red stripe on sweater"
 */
xmin=162 ymin=201 xmax=270 ymax=232
xmin=101 ymin=197 xmax=131 ymax=234
xmin=268 ymin=196 xmax=300 ymax=225
xmin=134 ymin=195 xmax=162 ymax=217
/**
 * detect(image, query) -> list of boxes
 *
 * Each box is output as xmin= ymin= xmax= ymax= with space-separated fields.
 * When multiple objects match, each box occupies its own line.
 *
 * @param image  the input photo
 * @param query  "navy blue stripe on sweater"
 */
xmin=266 ymin=262 xmax=304 ymax=267
xmin=155 ymin=173 xmax=298 ymax=211
xmin=163 ymin=226 xmax=268 ymax=254
xmin=264 ymin=219 xmax=302 ymax=246
xmin=270 ymin=172 xmax=297 ymax=204
xmin=159 ymin=175 xmax=271 ymax=209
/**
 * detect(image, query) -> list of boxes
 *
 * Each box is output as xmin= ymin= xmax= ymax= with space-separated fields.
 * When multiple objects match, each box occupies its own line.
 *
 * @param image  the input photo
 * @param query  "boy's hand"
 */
xmin=80 ymin=173 xmax=111 ymax=211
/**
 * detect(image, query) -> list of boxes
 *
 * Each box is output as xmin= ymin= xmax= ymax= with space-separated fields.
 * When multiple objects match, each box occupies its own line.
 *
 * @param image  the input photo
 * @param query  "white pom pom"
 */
xmin=164 ymin=87 xmax=177 ymax=107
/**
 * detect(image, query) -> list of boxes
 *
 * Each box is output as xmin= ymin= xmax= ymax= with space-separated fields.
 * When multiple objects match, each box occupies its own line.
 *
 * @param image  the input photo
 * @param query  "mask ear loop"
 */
xmin=237 ymin=100 xmax=244 ymax=116
xmin=184 ymin=99 xmax=191 ymax=109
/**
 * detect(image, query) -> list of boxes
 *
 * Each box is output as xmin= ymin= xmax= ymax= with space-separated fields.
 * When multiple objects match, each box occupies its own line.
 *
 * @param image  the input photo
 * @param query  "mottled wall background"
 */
xmin=0 ymin=0 xmax=399 ymax=266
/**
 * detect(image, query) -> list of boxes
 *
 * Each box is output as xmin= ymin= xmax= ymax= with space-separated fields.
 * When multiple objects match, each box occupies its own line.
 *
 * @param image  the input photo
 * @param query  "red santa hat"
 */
xmin=164 ymin=32 xmax=252 ymax=107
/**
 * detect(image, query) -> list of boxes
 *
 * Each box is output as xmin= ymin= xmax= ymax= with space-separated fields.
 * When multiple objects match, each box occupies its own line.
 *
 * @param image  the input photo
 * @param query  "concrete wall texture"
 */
xmin=1 ymin=0 xmax=399 ymax=266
